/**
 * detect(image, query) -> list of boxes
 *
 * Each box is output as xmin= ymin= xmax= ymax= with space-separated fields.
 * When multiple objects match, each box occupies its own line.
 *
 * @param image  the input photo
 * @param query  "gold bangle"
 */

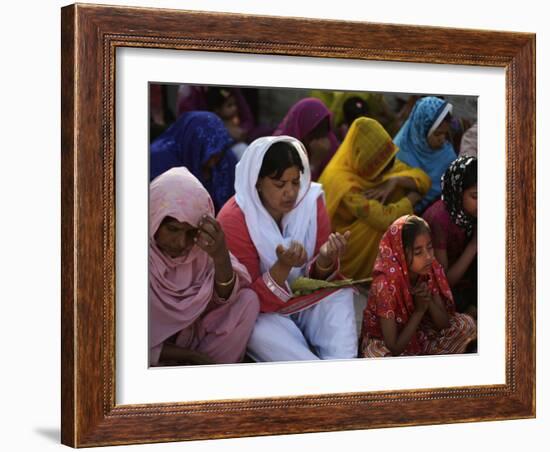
xmin=215 ymin=271 xmax=236 ymax=287
xmin=316 ymin=258 xmax=335 ymax=272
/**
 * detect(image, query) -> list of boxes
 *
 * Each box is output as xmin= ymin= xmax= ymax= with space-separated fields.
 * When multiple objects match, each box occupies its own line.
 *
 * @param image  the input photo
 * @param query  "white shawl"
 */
xmin=234 ymin=136 xmax=323 ymax=283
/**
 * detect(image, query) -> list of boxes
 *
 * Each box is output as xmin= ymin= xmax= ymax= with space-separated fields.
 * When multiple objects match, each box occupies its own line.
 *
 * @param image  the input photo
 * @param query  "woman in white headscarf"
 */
xmin=217 ymin=136 xmax=358 ymax=362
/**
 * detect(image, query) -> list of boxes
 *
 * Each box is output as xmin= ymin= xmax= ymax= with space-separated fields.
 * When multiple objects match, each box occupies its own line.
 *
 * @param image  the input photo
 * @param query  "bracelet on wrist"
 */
xmin=316 ymin=258 xmax=335 ymax=272
xmin=215 ymin=271 xmax=236 ymax=287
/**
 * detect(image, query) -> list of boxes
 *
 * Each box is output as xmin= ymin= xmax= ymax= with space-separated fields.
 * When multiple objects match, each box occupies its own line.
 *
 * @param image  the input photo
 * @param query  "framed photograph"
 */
xmin=61 ymin=3 xmax=535 ymax=447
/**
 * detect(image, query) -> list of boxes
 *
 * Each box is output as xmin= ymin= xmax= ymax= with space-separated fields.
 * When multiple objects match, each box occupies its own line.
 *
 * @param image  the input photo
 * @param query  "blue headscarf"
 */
xmin=394 ymin=97 xmax=457 ymax=213
xmin=150 ymin=111 xmax=236 ymax=212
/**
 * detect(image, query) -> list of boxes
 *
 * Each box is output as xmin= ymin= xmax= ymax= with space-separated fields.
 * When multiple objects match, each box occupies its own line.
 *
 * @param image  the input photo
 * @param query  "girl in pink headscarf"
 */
xmin=274 ymin=97 xmax=340 ymax=181
xmin=149 ymin=167 xmax=260 ymax=366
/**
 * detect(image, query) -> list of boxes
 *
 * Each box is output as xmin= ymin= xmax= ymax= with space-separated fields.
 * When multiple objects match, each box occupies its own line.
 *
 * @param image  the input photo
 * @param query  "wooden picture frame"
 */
xmin=61 ymin=3 xmax=535 ymax=447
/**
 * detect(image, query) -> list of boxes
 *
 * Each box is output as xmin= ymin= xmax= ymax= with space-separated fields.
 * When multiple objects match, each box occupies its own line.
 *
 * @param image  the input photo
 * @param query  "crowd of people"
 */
xmin=148 ymin=84 xmax=479 ymax=366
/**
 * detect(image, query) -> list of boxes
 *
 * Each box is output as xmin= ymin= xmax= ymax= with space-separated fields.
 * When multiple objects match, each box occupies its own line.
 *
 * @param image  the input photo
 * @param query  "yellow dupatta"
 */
xmin=319 ymin=117 xmax=431 ymax=279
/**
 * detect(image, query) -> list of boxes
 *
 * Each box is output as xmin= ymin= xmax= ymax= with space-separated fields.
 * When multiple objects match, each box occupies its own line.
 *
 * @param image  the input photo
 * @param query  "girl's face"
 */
xmin=154 ymin=217 xmax=197 ymax=258
xmin=427 ymin=121 xmax=449 ymax=150
xmin=462 ymin=184 xmax=478 ymax=217
xmin=407 ymin=232 xmax=435 ymax=277
xmin=216 ymin=95 xmax=238 ymax=121
xmin=257 ymin=166 xmax=301 ymax=222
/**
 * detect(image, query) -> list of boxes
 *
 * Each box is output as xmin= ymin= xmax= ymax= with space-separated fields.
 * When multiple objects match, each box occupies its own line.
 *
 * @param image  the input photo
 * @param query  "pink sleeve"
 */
xmin=149 ymin=344 xmax=162 ymax=367
xmin=217 ymin=198 xmax=292 ymax=313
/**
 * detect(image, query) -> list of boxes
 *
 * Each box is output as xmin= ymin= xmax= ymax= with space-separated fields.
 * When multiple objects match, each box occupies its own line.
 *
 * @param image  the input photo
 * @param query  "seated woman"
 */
xmin=319 ymin=117 xmax=431 ymax=280
xmin=149 ymin=111 xmax=237 ymax=213
xmin=177 ymin=85 xmax=272 ymax=143
xmin=311 ymin=90 xmax=399 ymax=136
xmin=274 ymin=97 xmax=340 ymax=181
xmin=204 ymin=87 xmax=248 ymax=160
xmin=336 ymin=96 xmax=370 ymax=141
xmin=394 ymin=96 xmax=457 ymax=214
xmin=217 ymin=136 xmax=358 ymax=362
xmin=149 ymin=167 xmax=259 ymax=366
xmin=423 ymin=156 xmax=477 ymax=316
xmin=361 ymin=215 xmax=476 ymax=357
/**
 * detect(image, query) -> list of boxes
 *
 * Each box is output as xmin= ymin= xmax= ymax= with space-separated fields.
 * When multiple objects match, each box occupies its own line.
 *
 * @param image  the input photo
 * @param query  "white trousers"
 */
xmin=247 ymin=288 xmax=358 ymax=362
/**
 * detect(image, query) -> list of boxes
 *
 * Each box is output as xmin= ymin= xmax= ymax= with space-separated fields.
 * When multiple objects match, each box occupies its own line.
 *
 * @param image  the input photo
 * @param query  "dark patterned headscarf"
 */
xmin=149 ymin=111 xmax=236 ymax=212
xmin=441 ymin=156 xmax=477 ymax=237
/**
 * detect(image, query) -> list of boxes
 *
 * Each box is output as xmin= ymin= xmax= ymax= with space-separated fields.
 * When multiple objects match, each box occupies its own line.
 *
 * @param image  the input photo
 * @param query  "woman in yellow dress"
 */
xmin=319 ymin=117 xmax=431 ymax=280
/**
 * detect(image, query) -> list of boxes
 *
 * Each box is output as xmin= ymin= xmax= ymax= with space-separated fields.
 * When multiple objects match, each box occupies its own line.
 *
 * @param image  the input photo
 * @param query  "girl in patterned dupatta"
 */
xmin=319 ymin=117 xmax=431 ymax=280
xmin=361 ymin=215 xmax=476 ymax=357
xmin=394 ymin=96 xmax=457 ymax=214
xmin=149 ymin=111 xmax=237 ymax=212
xmin=149 ymin=167 xmax=259 ymax=366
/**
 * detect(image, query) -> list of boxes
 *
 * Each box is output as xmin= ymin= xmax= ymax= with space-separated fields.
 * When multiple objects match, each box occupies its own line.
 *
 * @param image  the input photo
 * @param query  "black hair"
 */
xmin=205 ymin=87 xmax=234 ymax=110
xmin=343 ymin=96 xmax=369 ymax=125
xmin=462 ymin=158 xmax=478 ymax=191
xmin=258 ymin=141 xmax=304 ymax=180
xmin=401 ymin=216 xmax=431 ymax=267
xmin=442 ymin=112 xmax=453 ymax=124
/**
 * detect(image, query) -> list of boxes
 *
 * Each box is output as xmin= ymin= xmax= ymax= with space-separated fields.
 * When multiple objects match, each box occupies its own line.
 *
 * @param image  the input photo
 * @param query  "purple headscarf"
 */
xmin=274 ymin=97 xmax=340 ymax=180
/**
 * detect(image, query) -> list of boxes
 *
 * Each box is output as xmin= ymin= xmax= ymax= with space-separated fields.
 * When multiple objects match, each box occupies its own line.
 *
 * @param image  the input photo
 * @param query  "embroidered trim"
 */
xmin=263 ymin=272 xmax=291 ymax=302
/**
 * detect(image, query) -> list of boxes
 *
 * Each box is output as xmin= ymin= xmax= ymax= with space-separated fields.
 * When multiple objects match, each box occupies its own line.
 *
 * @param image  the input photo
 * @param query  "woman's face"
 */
xmin=462 ymin=184 xmax=478 ymax=217
xmin=154 ymin=217 xmax=197 ymax=258
xmin=427 ymin=121 xmax=449 ymax=150
xmin=407 ymin=232 xmax=435 ymax=277
xmin=257 ymin=166 xmax=301 ymax=221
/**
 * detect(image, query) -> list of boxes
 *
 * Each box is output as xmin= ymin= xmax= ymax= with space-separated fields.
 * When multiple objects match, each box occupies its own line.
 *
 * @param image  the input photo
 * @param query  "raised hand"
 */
xmin=411 ymin=282 xmax=432 ymax=314
xmin=318 ymin=230 xmax=351 ymax=267
xmin=276 ymin=241 xmax=308 ymax=269
xmin=194 ymin=215 xmax=228 ymax=262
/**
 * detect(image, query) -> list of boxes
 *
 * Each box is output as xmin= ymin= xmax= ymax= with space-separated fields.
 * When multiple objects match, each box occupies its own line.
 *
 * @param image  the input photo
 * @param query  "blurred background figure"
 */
xmin=150 ymin=111 xmax=237 ymax=213
xmin=274 ymin=97 xmax=340 ymax=180
xmin=394 ymin=96 xmax=457 ymax=214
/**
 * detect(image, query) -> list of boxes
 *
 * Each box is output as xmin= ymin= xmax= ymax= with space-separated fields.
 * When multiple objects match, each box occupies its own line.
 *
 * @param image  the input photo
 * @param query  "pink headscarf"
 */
xmin=274 ymin=97 xmax=339 ymax=180
xmin=149 ymin=167 xmax=250 ymax=363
